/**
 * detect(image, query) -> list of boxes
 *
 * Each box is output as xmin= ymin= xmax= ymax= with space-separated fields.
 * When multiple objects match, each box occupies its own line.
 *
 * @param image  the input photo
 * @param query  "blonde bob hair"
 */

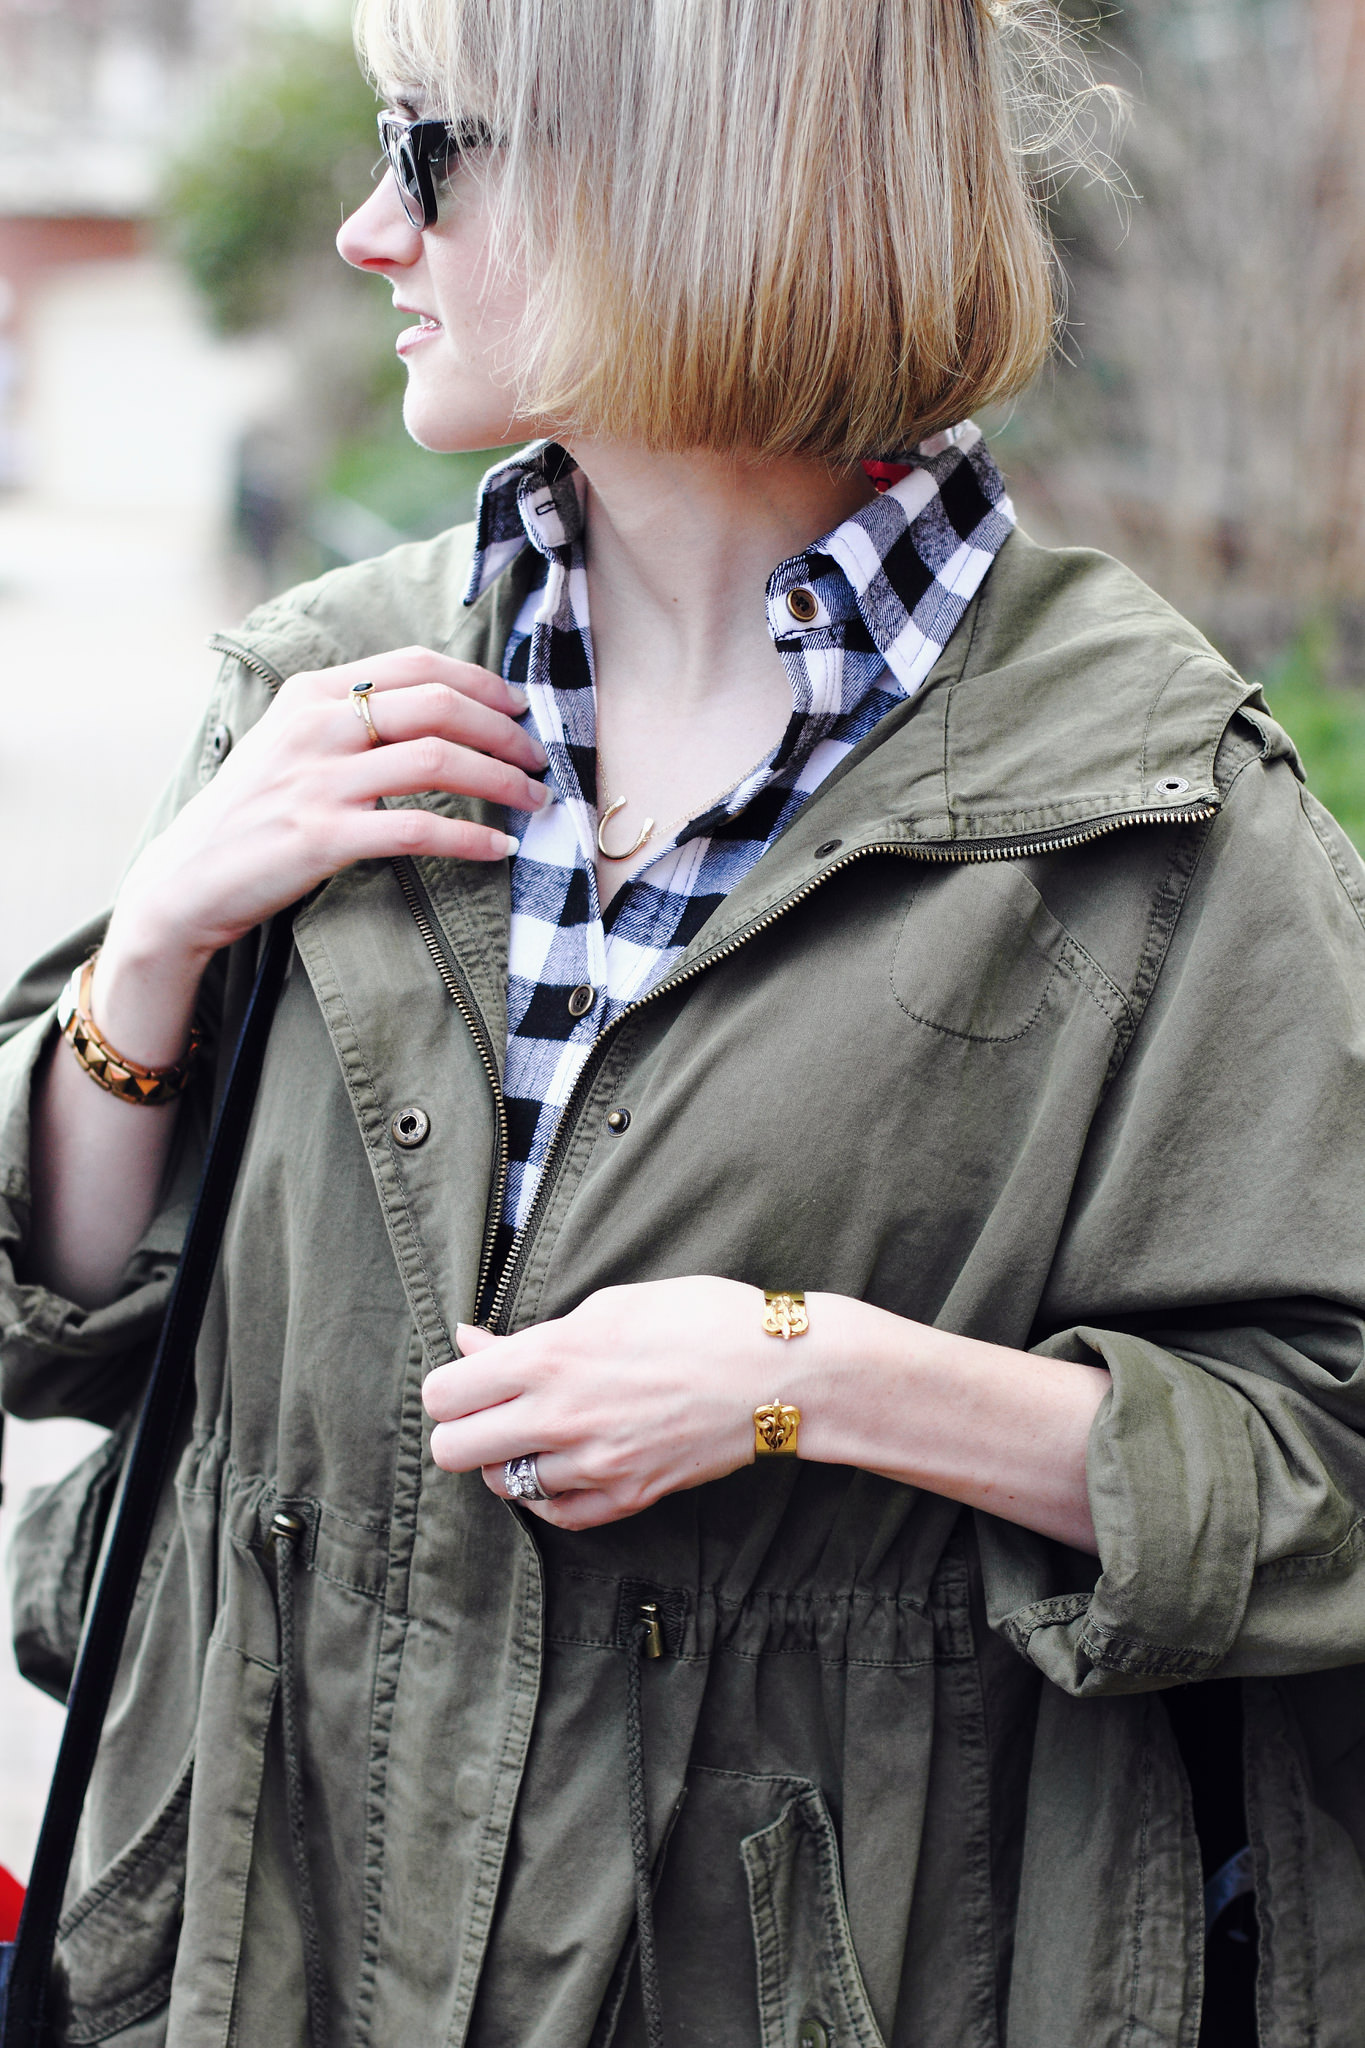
xmin=355 ymin=0 xmax=1103 ymax=462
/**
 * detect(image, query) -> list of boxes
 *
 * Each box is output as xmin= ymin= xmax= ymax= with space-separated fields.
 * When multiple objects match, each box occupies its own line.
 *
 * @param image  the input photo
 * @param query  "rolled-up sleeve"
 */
xmin=0 ymin=987 xmax=206 ymax=1425
xmin=983 ymin=745 xmax=1365 ymax=1692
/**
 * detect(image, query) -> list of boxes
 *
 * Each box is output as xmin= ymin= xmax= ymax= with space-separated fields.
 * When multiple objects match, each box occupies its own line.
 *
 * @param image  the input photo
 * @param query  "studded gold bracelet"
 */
xmin=754 ymin=1291 xmax=806 ymax=1456
xmin=57 ymin=953 xmax=200 ymax=1108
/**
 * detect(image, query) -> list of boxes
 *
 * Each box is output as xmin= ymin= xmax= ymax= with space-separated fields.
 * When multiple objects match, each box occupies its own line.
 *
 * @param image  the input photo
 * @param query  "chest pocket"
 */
xmin=891 ymin=861 xmax=1127 ymax=1043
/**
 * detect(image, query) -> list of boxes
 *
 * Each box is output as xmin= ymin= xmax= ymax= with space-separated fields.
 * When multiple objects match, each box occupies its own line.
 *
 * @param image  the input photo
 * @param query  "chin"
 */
xmin=401 ymin=379 xmax=524 ymax=456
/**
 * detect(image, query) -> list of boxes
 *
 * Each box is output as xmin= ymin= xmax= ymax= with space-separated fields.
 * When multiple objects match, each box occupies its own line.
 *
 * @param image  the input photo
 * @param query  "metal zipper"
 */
xmin=207 ymin=633 xmax=288 ymax=692
xmin=477 ymin=797 xmax=1219 ymax=1333
xmin=390 ymin=856 xmax=511 ymax=1318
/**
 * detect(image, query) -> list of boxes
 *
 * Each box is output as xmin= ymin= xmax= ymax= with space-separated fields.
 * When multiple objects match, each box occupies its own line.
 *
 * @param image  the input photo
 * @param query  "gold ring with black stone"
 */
xmin=350 ymin=679 xmax=383 ymax=747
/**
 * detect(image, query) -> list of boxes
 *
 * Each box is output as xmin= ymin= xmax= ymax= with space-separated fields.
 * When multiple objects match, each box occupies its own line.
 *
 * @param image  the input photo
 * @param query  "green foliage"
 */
xmin=161 ymin=30 xmax=380 ymax=334
xmin=160 ymin=25 xmax=511 ymax=553
xmin=324 ymin=430 xmax=508 ymax=537
xmin=1263 ymin=629 xmax=1365 ymax=852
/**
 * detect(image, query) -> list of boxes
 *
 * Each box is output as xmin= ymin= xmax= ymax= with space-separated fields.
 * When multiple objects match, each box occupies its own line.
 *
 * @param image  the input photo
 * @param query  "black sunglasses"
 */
xmin=377 ymin=111 xmax=489 ymax=230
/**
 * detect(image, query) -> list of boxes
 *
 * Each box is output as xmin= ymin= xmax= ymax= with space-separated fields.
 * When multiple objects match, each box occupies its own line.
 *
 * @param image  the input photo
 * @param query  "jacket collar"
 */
xmin=218 ymin=521 xmax=1265 ymax=1002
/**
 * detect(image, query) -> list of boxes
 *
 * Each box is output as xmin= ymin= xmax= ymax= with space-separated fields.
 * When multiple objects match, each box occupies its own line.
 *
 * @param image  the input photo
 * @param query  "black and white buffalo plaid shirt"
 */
xmin=466 ymin=426 xmax=1016 ymax=1262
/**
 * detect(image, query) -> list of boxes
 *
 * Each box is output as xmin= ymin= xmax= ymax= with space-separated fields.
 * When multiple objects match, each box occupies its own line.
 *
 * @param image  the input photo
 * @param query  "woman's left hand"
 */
xmin=425 ymin=1276 xmax=1107 ymax=1548
xmin=426 ymin=1277 xmax=812 ymax=1528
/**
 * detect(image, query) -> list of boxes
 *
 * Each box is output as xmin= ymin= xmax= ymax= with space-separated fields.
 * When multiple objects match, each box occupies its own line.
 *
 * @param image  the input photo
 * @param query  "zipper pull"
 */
xmin=638 ymin=1600 xmax=664 ymax=1660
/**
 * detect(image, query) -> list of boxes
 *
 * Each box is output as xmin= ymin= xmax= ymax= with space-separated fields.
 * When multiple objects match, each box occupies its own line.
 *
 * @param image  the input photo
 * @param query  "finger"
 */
xmin=337 ymin=680 xmax=547 ymax=775
xmin=344 ymin=806 xmax=521 ymax=865
xmin=311 ymin=648 xmax=529 ymax=717
xmin=456 ymin=1322 xmax=501 ymax=1355
xmin=481 ymin=1453 xmax=582 ymax=1498
xmin=430 ymin=1405 xmax=558 ymax=1473
xmin=526 ymin=1489 xmax=632 ymax=1530
xmin=424 ymin=1350 xmax=531 ymax=1423
xmin=344 ymin=736 xmax=551 ymax=817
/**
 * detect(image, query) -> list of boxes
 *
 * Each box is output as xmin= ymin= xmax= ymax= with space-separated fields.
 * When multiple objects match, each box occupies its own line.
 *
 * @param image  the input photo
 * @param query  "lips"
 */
xmin=395 ymin=310 xmax=443 ymax=355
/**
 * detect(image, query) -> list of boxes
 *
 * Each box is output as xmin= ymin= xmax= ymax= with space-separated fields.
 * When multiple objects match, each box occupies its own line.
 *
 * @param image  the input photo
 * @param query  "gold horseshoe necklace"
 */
xmin=596 ymin=796 xmax=655 ymax=861
xmin=595 ymin=763 xmax=745 ymax=864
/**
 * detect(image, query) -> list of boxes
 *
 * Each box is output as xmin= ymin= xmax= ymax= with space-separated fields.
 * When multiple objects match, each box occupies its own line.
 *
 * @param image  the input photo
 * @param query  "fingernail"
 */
xmin=529 ymin=780 xmax=552 ymax=809
xmin=502 ymin=833 xmax=521 ymax=857
xmin=507 ymin=686 xmax=530 ymax=713
xmin=529 ymin=741 xmax=549 ymax=768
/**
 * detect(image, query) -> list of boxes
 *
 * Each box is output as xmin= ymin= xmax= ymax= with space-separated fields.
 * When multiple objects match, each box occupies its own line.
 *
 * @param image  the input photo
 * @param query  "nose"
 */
xmin=337 ymin=173 xmax=423 ymax=272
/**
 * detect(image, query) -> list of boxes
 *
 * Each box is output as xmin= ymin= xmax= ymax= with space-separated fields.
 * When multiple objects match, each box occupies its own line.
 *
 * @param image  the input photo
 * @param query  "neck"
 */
xmin=567 ymin=439 xmax=874 ymax=712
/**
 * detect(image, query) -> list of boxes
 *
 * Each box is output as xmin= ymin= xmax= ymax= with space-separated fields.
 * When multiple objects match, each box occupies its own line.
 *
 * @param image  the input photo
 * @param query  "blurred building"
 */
xmin=0 ymin=0 xmax=334 ymax=490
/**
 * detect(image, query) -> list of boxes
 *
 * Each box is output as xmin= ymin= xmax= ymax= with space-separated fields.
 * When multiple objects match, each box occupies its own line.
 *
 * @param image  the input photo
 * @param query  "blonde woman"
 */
xmin=4 ymin=1 xmax=1365 ymax=2043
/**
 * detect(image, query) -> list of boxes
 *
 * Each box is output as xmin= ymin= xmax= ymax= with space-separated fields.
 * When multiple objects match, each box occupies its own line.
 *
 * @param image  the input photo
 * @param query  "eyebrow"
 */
xmin=387 ymin=85 xmax=434 ymax=119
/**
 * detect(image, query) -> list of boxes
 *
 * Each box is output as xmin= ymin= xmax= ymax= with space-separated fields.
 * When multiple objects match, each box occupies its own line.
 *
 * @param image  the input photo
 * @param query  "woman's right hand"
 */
xmin=30 ymin=647 xmax=547 ymax=1307
xmin=121 ymin=646 xmax=545 ymax=963
xmin=96 ymin=647 xmax=548 ymax=1063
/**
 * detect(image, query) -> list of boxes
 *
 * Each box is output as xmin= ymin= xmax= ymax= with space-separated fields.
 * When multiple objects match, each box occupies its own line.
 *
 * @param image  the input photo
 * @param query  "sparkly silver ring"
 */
xmin=504 ymin=1454 xmax=549 ymax=1502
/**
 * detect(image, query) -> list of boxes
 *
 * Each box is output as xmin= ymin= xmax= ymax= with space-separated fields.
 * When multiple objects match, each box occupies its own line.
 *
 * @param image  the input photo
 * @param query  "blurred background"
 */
xmin=1 ymin=0 xmax=1363 ymax=1885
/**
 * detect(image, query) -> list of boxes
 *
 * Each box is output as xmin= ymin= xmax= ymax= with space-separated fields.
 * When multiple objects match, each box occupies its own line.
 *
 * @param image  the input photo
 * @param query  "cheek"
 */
xmin=401 ymin=209 xmax=537 ymax=450
xmin=401 ymin=297 xmax=538 ymax=451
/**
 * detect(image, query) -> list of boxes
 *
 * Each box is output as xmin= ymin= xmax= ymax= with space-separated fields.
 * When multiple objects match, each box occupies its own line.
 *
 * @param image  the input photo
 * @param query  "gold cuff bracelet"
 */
xmin=753 ymin=1400 xmax=801 ymax=1457
xmin=755 ymin=1291 xmax=806 ymax=1456
xmin=762 ymin=1289 xmax=809 ymax=1339
xmin=57 ymin=953 xmax=200 ymax=1108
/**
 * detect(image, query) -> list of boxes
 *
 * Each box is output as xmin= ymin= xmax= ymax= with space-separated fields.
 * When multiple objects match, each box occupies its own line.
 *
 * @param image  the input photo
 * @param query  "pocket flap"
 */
xmin=742 ymin=1787 xmax=886 ymax=2048
xmin=54 ymin=1745 xmax=194 ymax=2045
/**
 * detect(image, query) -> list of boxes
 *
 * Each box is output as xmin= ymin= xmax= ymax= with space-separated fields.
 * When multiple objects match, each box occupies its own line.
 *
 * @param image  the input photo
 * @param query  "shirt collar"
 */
xmin=466 ymin=440 xmax=585 ymax=596
xmin=465 ymin=425 xmax=1014 ymax=700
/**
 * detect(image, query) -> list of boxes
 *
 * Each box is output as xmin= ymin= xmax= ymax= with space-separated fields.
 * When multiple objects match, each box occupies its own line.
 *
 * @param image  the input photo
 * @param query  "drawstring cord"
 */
xmin=270 ymin=1510 xmax=330 ymax=2048
xmin=625 ymin=1607 xmax=665 ymax=2048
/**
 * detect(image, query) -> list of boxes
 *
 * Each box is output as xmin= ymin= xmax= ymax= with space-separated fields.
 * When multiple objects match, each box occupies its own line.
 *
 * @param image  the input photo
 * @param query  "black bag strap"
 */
xmin=1 ymin=908 xmax=297 ymax=2048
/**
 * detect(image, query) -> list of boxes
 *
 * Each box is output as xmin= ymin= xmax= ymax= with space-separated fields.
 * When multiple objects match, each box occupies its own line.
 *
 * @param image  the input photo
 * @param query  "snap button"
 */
xmin=567 ymin=983 xmax=595 ymax=1018
xmin=206 ymin=721 xmax=231 ymax=765
xmin=785 ymin=587 xmax=819 ymax=624
xmin=814 ymin=838 xmax=843 ymax=859
xmin=797 ymin=2020 xmax=830 ymax=2048
xmin=606 ymin=1108 xmax=631 ymax=1133
xmin=391 ymin=1105 xmax=430 ymax=1148
xmin=1151 ymin=775 xmax=1191 ymax=799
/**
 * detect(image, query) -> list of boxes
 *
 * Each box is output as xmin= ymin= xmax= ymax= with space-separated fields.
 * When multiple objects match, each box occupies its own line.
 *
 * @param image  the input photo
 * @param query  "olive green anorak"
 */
xmin=5 ymin=526 xmax=1365 ymax=2047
